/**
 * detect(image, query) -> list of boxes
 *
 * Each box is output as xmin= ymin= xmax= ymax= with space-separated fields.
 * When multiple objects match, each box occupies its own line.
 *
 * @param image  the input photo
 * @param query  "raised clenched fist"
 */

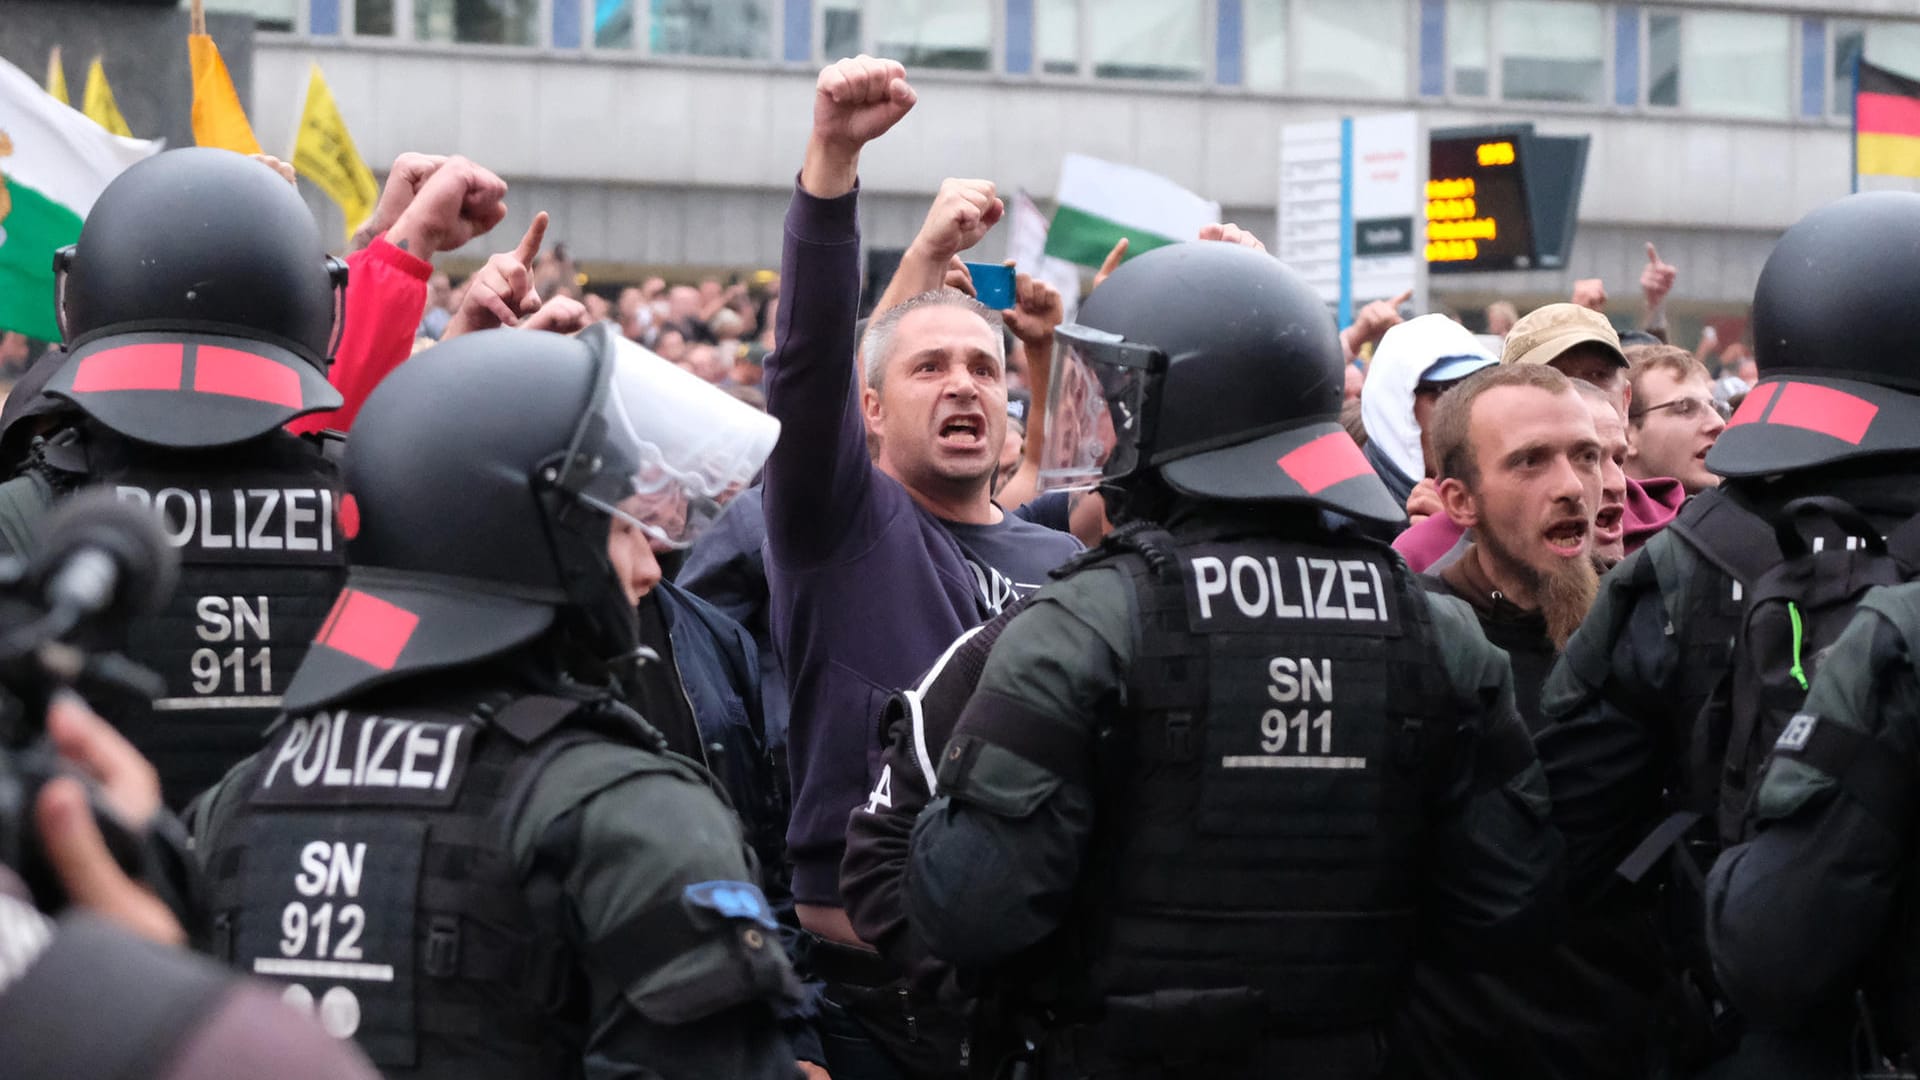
xmin=911 ymin=178 xmax=1004 ymax=262
xmin=813 ymin=55 xmax=917 ymax=154
xmin=1002 ymin=270 xmax=1065 ymax=347
xmin=384 ymin=155 xmax=509 ymax=258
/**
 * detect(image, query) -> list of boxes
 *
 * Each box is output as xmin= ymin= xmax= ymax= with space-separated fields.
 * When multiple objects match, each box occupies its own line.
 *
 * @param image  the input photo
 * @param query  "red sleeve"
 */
xmin=287 ymin=234 xmax=431 ymax=436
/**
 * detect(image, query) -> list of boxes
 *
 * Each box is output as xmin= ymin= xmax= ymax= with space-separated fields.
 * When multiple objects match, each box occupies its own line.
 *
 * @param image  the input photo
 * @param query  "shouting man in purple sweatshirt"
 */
xmin=762 ymin=56 xmax=1083 ymax=1078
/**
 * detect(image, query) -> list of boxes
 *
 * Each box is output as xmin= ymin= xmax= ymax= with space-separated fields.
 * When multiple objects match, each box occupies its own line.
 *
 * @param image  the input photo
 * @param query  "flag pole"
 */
xmin=1852 ymin=52 xmax=1862 ymax=195
xmin=191 ymin=0 xmax=206 ymax=37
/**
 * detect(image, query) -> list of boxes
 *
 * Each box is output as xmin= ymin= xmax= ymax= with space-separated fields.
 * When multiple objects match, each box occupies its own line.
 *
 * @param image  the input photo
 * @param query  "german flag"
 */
xmin=1856 ymin=61 xmax=1920 ymax=183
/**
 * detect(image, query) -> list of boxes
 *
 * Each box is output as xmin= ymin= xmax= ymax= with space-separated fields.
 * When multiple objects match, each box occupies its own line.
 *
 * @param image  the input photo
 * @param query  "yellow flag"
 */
xmin=189 ymin=34 xmax=262 ymax=154
xmin=81 ymin=57 xmax=132 ymax=138
xmin=292 ymin=64 xmax=378 ymax=242
xmin=46 ymin=46 xmax=69 ymax=105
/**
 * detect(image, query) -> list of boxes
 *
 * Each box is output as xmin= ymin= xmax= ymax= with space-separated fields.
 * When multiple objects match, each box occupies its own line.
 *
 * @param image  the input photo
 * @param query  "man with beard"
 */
xmin=1398 ymin=365 xmax=1659 ymax=1080
xmin=1426 ymin=363 xmax=1604 ymax=731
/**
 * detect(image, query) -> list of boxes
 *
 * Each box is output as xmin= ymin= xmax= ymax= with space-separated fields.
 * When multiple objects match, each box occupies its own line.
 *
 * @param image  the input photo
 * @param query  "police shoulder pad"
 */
xmin=682 ymin=880 xmax=778 ymax=931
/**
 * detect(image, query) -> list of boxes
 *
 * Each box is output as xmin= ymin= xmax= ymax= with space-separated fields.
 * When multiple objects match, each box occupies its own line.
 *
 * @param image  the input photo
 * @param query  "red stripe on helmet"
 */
xmin=1278 ymin=432 xmax=1373 ymax=495
xmin=1724 ymin=382 xmax=1776 ymax=428
xmin=317 ymin=589 xmax=419 ymax=671
xmin=1767 ymin=382 xmax=1878 ymax=445
xmin=69 ymin=344 xmax=184 ymax=393
xmin=192 ymin=345 xmax=304 ymax=409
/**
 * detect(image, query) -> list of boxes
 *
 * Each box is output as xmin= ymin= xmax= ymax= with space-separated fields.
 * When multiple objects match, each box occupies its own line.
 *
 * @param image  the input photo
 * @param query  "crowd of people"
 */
xmin=4 ymin=51 xmax=1920 ymax=1080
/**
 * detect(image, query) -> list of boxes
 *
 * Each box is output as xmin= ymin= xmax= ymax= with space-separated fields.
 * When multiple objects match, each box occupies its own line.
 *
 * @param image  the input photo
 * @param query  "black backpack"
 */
xmin=1689 ymin=496 xmax=1920 ymax=847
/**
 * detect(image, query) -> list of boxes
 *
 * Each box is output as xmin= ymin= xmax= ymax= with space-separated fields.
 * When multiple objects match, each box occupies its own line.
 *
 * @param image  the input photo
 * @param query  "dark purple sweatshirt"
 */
xmin=763 ymin=182 xmax=1079 ymax=907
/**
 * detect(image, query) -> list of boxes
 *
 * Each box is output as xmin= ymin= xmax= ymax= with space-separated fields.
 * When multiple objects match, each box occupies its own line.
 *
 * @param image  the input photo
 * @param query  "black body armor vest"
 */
xmin=202 ymin=694 xmax=593 ymax=1079
xmin=35 ymin=425 xmax=348 ymax=808
xmin=1051 ymin=529 xmax=1458 ymax=1047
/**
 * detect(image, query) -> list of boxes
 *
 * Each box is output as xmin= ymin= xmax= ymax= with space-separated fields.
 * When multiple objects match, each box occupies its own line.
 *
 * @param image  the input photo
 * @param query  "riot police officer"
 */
xmin=0 ymin=147 xmax=352 ymax=809
xmin=1539 ymin=191 xmax=1920 ymax=1073
xmin=905 ymin=241 xmax=1563 ymax=1080
xmin=1699 ymin=194 xmax=1920 ymax=1078
xmin=190 ymin=325 xmax=801 ymax=1078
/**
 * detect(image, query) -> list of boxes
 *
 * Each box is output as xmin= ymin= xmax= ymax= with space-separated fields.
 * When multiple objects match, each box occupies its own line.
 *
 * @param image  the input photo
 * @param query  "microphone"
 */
xmin=30 ymin=489 xmax=178 ymax=624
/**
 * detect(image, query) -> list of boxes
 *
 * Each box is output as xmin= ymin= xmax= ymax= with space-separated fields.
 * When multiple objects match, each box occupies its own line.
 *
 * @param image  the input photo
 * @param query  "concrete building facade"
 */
xmin=17 ymin=0 xmax=1920 ymax=328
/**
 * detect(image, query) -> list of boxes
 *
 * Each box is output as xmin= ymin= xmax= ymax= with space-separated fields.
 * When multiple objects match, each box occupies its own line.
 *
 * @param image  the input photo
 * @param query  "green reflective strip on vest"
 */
xmin=1788 ymin=601 xmax=1810 ymax=691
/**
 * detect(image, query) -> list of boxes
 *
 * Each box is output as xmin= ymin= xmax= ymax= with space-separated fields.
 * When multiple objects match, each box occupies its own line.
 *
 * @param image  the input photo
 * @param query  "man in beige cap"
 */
xmin=1395 ymin=303 xmax=1685 ymax=572
xmin=1503 ymin=302 xmax=1629 ymax=387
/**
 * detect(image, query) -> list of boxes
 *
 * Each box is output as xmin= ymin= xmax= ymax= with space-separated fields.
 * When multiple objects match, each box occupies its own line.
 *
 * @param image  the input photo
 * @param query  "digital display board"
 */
xmin=1426 ymin=134 xmax=1535 ymax=271
xmin=1425 ymin=124 xmax=1591 ymax=274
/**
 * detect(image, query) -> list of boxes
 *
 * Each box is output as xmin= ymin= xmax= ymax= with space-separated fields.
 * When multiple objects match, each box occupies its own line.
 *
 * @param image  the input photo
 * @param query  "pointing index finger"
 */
xmin=514 ymin=211 xmax=549 ymax=267
xmin=1646 ymin=242 xmax=1661 ymax=265
xmin=1391 ymin=288 xmax=1414 ymax=307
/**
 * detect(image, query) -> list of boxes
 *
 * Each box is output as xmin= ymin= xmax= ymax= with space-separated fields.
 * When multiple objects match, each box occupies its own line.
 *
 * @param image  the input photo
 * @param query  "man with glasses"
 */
xmin=1624 ymin=345 xmax=1727 ymax=496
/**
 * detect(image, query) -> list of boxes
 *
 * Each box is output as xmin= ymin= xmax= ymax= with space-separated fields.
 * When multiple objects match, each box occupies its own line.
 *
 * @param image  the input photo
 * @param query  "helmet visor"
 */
xmin=1040 ymin=327 xmax=1161 ymax=493
xmin=556 ymin=327 xmax=781 ymax=549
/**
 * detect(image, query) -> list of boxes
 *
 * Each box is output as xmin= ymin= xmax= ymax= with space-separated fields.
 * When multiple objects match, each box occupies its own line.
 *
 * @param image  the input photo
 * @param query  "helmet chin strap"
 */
xmin=545 ymin=500 xmax=649 ymax=675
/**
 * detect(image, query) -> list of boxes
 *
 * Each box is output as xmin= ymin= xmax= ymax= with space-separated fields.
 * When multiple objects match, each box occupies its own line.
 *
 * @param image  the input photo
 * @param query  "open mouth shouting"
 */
xmin=936 ymin=412 xmax=988 ymax=452
xmin=1542 ymin=514 xmax=1590 ymax=559
xmin=1592 ymin=503 xmax=1625 ymax=549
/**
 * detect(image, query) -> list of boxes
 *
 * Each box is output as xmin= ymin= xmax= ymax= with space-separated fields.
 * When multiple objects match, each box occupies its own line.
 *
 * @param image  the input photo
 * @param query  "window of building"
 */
xmin=1037 ymin=0 xmax=1078 ymax=74
xmin=1290 ymin=0 xmax=1409 ymax=98
xmin=868 ymin=0 xmax=992 ymax=71
xmin=1682 ymin=11 xmax=1790 ymax=118
xmin=1832 ymin=21 xmax=1920 ymax=118
xmin=1497 ymin=0 xmax=1606 ymax=104
xmin=1834 ymin=22 xmax=1864 ymax=114
xmin=354 ymin=0 xmax=393 ymax=35
xmin=415 ymin=0 xmax=540 ymax=45
xmin=1448 ymin=0 xmax=1490 ymax=96
xmin=197 ymin=0 xmax=298 ymax=32
xmin=589 ymin=0 xmax=633 ymax=47
xmin=822 ymin=0 xmax=862 ymax=60
xmin=1647 ymin=12 xmax=1680 ymax=107
xmin=1090 ymin=1 xmax=1204 ymax=81
xmin=648 ymin=0 xmax=770 ymax=57
xmin=1244 ymin=0 xmax=1287 ymax=90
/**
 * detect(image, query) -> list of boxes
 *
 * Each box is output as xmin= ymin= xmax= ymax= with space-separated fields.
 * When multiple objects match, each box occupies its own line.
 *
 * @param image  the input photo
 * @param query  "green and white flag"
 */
xmin=1043 ymin=153 xmax=1220 ymax=268
xmin=0 ymin=56 xmax=159 ymax=342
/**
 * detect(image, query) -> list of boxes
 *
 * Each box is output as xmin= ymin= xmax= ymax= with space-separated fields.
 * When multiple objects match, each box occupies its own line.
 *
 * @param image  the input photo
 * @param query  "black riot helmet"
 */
xmin=1041 ymin=241 xmax=1402 ymax=524
xmin=44 ymin=148 xmax=346 ymax=449
xmin=280 ymin=324 xmax=779 ymax=713
xmin=1709 ymin=191 xmax=1920 ymax=479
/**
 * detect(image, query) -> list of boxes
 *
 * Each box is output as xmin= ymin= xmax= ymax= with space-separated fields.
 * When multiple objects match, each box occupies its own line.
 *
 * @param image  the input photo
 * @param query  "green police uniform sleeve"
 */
xmin=1410 ymin=589 xmax=1563 ymax=961
xmin=1753 ymin=584 xmax=1920 ymax=824
xmin=1423 ymin=589 xmax=1544 ymax=804
xmin=934 ymin=567 xmax=1132 ymax=811
xmin=186 ymin=756 xmax=256 ymax=863
xmin=0 ymin=471 xmax=55 ymax=558
xmin=1425 ymin=591 xmax=1512 ymax=716
xmin=510 ymin=743 xmax=800 ymax=1027
xmin=1539 ymin=543 xmax=1673 ymax=722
